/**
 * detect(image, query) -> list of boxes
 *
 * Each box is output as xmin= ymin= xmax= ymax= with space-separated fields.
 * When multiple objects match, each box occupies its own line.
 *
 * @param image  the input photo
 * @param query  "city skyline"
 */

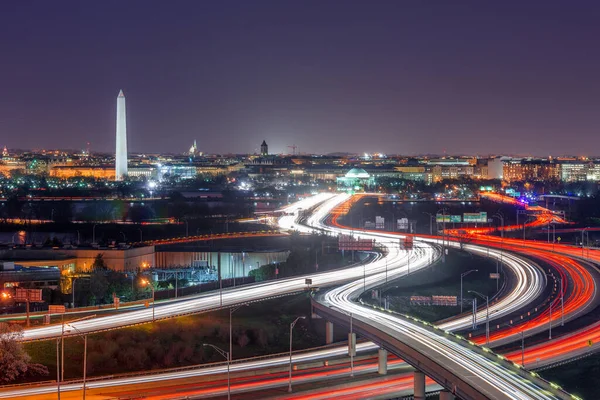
xmin=1 ymin=1 xmax=599 ymax=155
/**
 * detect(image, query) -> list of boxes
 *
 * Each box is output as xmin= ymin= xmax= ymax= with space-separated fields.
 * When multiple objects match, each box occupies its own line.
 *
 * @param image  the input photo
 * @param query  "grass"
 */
xmin=373 ymin=249 xmax=503 ymax=322
xmin=22 ymin=293 xmax=329 ymax=383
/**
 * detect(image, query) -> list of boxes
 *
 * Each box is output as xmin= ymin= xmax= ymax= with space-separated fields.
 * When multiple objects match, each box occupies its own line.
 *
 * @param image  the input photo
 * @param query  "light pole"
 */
xmin=71 ymin=277 xmax=76 ymax=308
xmin=469 ymin=290 xmax=489 ymax=345
xmin=288 ymin=316 xmax=306 ymax=392
xmin=92 ymin=223 xmax=98 ymax=244
xmin=507 ymin=322 xmax=525 ymax=368
xmin=460 ymin=270 xmax=478 ymax=313
xmin=64 ymin=324 xmax=89 ymax=400
xmin=549 ymin=301 xmax=553 ymax=339
xmin=140 ymin=278 xmax=155 ymax=321
xmin=58 ymin=315 xmax=96 ymax=398
xmin=138 ymin=228 xmax=143 ymax=243
xmin=230 ymin=304 xmax=248 ymax=362
xmin=203 ymin=343 xmax=230 ymax=400
xmin=422 ymin=212 xmax=434 ymax=235
xmin=334 ymin=307 xmax=355 ymax=377
xmin=560 ymin=277 xmax=564 ymax=326
xmin=492 ymin=213 xmax=505 ymax=288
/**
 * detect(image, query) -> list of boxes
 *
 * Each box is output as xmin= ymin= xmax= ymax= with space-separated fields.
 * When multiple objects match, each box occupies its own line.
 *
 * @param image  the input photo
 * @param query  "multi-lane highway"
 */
xmin=2 ymin=192 xmax=586 ymax=399
xmin=19 ymin=194 xmax=430 ymax=342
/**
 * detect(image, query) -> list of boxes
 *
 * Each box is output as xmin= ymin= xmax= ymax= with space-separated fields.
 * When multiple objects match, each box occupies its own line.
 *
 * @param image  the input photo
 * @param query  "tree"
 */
xmin=0 ymin=323 xmax=48 ymax=383
xmin=92 ymin=253 xmax=108 ymax=270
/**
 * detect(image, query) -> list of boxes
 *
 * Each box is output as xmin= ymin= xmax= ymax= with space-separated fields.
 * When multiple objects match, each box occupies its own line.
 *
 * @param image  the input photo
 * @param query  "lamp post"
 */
xmin=288 ymin=316 xmax=306 ymax=392
xmin=203 ymin=344 xmax=230 ymax=400
xmin=549 ymin=301 xmax=553 ymax=339
xmin=138 ymin=228 xmax=143 ymax=243
xmin=230 ymin=304 xmax=248 ymax=363
xmin=492 ymin=213 xmax=505 ymax=289
xmin=460 ymin=270 xmax=478 ymax=313
xmin=92 ymin=223 xmax=98 ymax=244
xmin=64 ymin=324 xmax=89 ymax=400
xmin=507 ymin=322 xmax=525 ymax=367
xmin=436 ymin=208 xmax=448 ymax=261
xmin=469 ymin=290 xmax=489 ymax=345
xmin=334 ymin=307 xmax=355 ymax=377
xmin=71 ymin=277 xmax=76 ymax=308
xmin=560 ymin=277 xmax=564 ymax=326
xmin=140 ymin=278 xmax=155 ymax=321
xmin=58 ymin=314 xmax=96 ymax=399
xmin=422 ymin=212 xmax=434 ymax=235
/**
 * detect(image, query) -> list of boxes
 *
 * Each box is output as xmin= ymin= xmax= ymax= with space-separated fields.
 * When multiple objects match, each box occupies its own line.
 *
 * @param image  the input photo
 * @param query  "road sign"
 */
xmin=557 ymin=237 xmax=562 ymax=242
xmin=339 ymin=235 xmax=374 ymax=251
xmin=15 ymin=288 xmax=43 ymax=302
xmin=397 ymin=218 xmax=409 ymax=230
xmin=400 ymin=236 xmax=414 ymax=250
xmin=463 ymin=212 xmax=488 ymax=223
xmin=48 ymin=305 xmax=66 ymax=314
xmin=305 ymin=278 xmax=313 ymax=286
xmin=436 ymin=215 xmax=461 ymax=223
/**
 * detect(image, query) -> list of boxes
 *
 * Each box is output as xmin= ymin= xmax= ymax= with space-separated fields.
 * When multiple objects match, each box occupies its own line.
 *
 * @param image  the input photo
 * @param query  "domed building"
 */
xmin=336 ymin=168 xmax=375 ymax=191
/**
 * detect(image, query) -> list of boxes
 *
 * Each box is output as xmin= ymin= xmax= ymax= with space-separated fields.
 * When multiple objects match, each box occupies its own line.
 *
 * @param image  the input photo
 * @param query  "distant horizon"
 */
xmin=2 ymin=146 xmax=598 ymax=160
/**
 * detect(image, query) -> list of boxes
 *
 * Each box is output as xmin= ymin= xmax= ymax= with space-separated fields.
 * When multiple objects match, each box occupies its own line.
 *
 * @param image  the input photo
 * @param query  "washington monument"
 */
xmin=115 ymin=89 xmax=128 ymax=180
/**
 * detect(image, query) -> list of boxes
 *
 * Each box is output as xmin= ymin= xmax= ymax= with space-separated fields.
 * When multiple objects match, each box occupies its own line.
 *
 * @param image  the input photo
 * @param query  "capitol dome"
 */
xmin=345 ymin=168 xmax=370 ymax=179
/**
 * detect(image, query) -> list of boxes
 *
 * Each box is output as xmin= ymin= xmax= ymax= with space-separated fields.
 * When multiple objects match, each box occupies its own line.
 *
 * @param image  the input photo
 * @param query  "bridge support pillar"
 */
xmin=348 ymin=332 xmax=356 ymax=357
xmin=414 ymin=371 xmax=426 ymax=400
xmin=439 ymin=390 xmax=455 ymax=400
xmin=378 ymin=348 xmax=388 ymax=375
xmin=325 ymin=321 xmax=334 ymax=344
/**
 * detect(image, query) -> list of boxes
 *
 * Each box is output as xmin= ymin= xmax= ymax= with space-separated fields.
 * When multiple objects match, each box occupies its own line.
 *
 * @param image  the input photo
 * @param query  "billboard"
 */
xmin=463 ymin=212 xmax=487 ymax=223
xmin=15 ymin=288 xmax=43 ymax=302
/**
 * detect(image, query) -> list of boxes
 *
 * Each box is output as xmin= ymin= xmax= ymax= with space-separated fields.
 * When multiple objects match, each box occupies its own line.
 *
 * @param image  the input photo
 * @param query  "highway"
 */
xmin=19 ymin=193 xmax=433 ymax=341
xmin=2 ymin=192 xmax=582 ymax=399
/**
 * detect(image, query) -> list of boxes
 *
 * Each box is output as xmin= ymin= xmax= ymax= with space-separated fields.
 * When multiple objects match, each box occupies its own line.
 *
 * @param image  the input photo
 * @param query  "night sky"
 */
xmin=1 ymin=1 xmax=599 ymax=156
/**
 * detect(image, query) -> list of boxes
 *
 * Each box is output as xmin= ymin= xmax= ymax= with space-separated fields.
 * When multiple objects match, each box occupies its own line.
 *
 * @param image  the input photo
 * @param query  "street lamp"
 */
xmin=469 ymin=290 xmax=489 ymax=345
xmin=334 ymin=307 xmax=355 ymax=377
xmin=288 ymin=316 xmax=306 ymax=392
xmin=140 ymin=278 xmax=155 ymax=321
xmin=422 ymin=212 xmax=434 ymax=235
xmin=460 ymin=270 xmax=478 ymax=313
xmin=92 ymin=224 xmax=98 ymax=244
xmin=507 ymin=322 xmax=525 ymax=368
xmin=203 ymin=344 xmax=230 ymax=400
xmin=230 ymin=304 xmax=248 ymax=362
xmin=58 ymin=314 xmax=96 ymax=399
xmin=63 ymin=324 xmax=89 ymax=400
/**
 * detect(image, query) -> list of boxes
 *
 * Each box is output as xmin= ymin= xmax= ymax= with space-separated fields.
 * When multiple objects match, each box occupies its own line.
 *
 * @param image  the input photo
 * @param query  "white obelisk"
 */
xmin=115 ymin=90 xmax=128 ymax=180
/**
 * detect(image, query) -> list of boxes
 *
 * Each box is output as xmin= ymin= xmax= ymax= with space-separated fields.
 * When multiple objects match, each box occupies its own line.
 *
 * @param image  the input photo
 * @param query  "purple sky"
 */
xmin=1 ymin=1 xmax=599 ymax=156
